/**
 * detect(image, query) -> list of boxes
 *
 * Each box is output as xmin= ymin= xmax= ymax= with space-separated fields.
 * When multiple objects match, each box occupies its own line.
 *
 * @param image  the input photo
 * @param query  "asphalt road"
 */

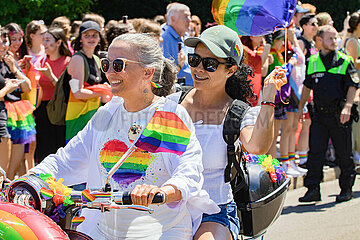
xmin=263 ymin=175 xmax=360 ymax=240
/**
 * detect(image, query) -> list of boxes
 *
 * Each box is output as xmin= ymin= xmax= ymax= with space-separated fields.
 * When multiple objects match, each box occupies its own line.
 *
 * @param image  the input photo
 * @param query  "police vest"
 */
xmin=307 ymin=51 xmax=352 ymax=76
xmin=306 ymin=51 xmax=353 ymax=107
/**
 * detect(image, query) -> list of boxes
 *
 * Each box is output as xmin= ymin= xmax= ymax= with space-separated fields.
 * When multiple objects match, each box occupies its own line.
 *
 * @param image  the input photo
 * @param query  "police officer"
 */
xmin=298 ymin=25 xmax=359 ymax=203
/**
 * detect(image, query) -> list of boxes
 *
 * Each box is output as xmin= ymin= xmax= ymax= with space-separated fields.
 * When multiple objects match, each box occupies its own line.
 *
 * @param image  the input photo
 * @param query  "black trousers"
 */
xmin=304 ymin=112 xmax=356 ymax=191
xmin=34 ymin=101 xmax=66 ymax=163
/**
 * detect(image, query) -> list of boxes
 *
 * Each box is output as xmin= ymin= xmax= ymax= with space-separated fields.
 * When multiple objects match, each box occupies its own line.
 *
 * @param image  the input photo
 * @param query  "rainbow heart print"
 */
xmin=100 ymin=139 xmax=152 ymax=187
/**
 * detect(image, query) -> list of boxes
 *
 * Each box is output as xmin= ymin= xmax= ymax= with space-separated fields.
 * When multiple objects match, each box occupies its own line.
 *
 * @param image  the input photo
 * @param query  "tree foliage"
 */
xmin=1 ymin=0 xmax=359 ymax=33
xmin=0 ymin=0 xmax=93 ymax=28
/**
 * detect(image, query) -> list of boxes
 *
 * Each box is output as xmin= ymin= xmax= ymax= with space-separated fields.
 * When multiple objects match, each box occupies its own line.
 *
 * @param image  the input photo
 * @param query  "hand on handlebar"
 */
xmin=131 ymin=184 xmax=166 ymax=207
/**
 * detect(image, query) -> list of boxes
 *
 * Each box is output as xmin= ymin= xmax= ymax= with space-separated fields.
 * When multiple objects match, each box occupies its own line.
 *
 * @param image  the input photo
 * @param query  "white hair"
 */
xmin=167 ymin=3 xmax=190 ymax=25
xmin=110 ymin=33 xmax=176 ymax=96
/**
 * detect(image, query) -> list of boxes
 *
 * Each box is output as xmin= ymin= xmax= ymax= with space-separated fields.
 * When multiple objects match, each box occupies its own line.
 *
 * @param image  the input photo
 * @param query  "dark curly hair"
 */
xmin=225 ymin=56 xmax=257 ymax=105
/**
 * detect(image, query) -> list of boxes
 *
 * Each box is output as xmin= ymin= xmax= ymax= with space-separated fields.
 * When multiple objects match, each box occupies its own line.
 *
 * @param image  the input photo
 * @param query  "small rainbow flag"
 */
xmin=135 ymin=111 xmax=191 ymax=156
xmin=234 ymin=44 xmax=241 ymax=57
xmin=72 ymin=216 xmax=85 ymax=226
xmin=40 ymin=187 xmax=54 ymax=200
xmin=82 ymin=189 xmax=95 ymax=202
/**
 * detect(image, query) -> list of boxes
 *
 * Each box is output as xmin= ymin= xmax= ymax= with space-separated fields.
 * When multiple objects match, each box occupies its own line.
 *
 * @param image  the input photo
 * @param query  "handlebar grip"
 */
xmin=122 ymin=191 xmax=164 ymax=205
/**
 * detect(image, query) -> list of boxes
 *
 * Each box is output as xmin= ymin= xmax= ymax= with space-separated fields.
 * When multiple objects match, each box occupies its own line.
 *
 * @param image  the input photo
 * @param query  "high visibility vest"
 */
xmin=307 ymin=51 xmax=352 ymax=76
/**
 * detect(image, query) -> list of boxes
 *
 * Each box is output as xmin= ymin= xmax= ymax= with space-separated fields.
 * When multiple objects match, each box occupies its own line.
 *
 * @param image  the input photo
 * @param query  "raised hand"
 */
xmin=36 ymin=62 xmax=53 ymax=78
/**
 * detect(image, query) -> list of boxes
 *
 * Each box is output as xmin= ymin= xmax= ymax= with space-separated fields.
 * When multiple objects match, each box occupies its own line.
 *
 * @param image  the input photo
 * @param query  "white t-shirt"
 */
xmin=30 ymin=96 xmax=219 ymax=239
xmin=194 ymin=107 xmax=260 ymax=205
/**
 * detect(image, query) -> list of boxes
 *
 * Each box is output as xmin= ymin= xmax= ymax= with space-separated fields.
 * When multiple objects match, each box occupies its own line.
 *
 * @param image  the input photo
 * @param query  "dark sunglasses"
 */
xmin=188 ymin=53 xmax=231 ymax=72
xmin=100 ymin=58 xmax=140 ymax=73
xmin=310 ymin=22 xmax=318 ymax=26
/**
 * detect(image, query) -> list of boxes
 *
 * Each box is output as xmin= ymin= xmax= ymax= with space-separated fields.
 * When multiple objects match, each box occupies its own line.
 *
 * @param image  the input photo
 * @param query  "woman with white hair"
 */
xmin=29 ymin=33 xmax=218 ymax=239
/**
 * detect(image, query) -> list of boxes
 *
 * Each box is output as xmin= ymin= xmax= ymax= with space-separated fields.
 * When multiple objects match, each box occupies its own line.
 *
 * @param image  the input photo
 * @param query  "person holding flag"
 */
xmin=29 ymin=33 xmax=219 ymax=239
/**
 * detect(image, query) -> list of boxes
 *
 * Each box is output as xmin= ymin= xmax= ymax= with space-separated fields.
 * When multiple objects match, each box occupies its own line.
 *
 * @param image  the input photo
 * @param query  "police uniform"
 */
xmin=303 ymin=50 xmax=358 ymax=195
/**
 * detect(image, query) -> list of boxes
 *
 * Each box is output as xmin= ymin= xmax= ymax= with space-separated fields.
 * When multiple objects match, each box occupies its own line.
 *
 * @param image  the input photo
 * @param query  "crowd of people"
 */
xmin=0 ymin=0 xmax=359 ymax=239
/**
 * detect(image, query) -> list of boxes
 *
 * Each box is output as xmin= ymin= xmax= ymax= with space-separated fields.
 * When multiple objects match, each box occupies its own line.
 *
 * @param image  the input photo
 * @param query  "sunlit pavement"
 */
xmin=264 ymin=175 xmax=360 ymax=240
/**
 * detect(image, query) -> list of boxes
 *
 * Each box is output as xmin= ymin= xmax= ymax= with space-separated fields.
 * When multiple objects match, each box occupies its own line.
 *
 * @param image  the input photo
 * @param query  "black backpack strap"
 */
xmin=178 ymin=86 xmax=194 ymax=103
xmin=223 ymin=100 xmax=250 ymax=182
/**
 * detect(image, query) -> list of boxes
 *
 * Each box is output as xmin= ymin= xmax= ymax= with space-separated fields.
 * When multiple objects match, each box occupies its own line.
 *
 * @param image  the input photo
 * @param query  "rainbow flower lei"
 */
xmin=246 ymin=154 xmax=287 ymax=182
xmin=38 ymin=173 xmax=74 ymax=206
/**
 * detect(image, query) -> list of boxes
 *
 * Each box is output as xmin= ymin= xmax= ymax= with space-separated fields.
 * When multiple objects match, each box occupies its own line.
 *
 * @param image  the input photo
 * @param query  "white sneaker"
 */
xmin=282 ymin=162 xmax=302 ymax=177
xmin=290 ymin=160 xmax=307 ymax=176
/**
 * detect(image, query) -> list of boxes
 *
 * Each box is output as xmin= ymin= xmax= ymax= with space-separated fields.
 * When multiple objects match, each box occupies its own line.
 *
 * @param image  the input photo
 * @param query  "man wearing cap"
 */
xmin=161 ymin=3 xmax=193 ymax=86
xmin=293 ymin=5 xmax=310 ymax=38
xmin=298 ymin=25 xmax=358 ymax=203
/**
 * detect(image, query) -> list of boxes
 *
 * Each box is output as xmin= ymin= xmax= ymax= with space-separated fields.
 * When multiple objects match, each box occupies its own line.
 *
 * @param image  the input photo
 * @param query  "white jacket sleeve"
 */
xmin=30 ymin=118 xmax=94 ymax=186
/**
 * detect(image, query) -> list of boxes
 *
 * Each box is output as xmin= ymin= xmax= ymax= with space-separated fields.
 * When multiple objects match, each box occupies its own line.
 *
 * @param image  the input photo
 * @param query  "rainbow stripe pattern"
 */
xmin=151 ymin=81 xmax=162 ymax=88
xmin=278 ymin=155 xmax=289 ymax=163
xmin=234 ymin=44 xmax=241 ymax=57
xmin=299 ymin=153 xmax=308 ymax=160
xmin=100 ymin=139 xmax=152 ymax=187
xmin=71 ymin=216 xmax=85 ymax=226
xmin=82 ymin=189 xmax=96 ymax=202
xmin=288 ymin=152 xmax=295 ymax=162
xmin=40 ymin=187 xmax=54 ymax=200
xmin=135 ymin=111 xmax=191 ymax=156
xmin=5 ymin=100 xmax=36 ymax=145
xmin=92 ymin=191 xmax=112 ymax=199
xmin=211 ymin=0 xmax=296 ymax=36
xmin=65 ymin=86 xmax=101 ymax=143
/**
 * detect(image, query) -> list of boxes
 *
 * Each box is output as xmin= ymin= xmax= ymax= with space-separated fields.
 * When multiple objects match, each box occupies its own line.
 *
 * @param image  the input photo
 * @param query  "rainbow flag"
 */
xmin=212 ymin=0 xmax=296 ymax=36
xmin=135 ymin=111 xmax=191 ymax=156
xmin=65 ymin=87 xmax=101 ymax=143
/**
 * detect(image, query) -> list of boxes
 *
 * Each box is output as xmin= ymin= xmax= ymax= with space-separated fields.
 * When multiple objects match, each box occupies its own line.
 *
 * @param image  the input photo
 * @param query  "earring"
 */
xmin=151 ymin=81 xmax=162 ymax=88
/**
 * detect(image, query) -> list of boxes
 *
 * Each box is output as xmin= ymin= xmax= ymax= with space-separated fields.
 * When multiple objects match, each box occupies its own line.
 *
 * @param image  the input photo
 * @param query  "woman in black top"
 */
xmin=65 ymin=21 xmax=109 ymax=143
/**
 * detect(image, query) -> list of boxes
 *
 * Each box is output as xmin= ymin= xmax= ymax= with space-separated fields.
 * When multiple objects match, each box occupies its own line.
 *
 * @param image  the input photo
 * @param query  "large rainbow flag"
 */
xmin=135 ymin=111 xmax=191 ymax=156
xmin=212 ymin=0 xmax=296 ymax=36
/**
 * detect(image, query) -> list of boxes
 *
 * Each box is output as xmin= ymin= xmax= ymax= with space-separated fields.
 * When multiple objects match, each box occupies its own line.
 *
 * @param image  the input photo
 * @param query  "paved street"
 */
xmin=264 ymin=175 xmax=360 ymax=240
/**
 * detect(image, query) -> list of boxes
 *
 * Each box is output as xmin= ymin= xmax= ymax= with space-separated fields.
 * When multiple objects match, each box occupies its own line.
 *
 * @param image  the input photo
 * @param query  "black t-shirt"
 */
xmin=83 ymin=54 xmax=108 ymax=85
xmin=303 ymin=51 xmax=358 ymax=107
xmin=0 ymin=61 xmax=23 ymax=102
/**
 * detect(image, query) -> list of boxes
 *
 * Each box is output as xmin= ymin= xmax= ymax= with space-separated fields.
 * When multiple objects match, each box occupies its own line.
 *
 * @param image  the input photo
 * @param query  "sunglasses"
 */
xmin=100 ymin=58 xmax=140 ymax=73
xmin=188 ymin=53 xmax=231 ymax=72
xmin=309 ymin=22 xmax=318 ymax=27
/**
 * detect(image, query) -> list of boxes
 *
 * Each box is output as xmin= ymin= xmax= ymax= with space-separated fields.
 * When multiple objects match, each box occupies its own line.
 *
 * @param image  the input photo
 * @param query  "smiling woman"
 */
xmin=33 ymin=27 xmax=72 ymax=162
xmin=30 ymin=33 xmax=219 ymax=239
xmin=65 ymin=21 xmax=109 ymax=143
xmin=181 ymin=25 xmax=285 ymax=240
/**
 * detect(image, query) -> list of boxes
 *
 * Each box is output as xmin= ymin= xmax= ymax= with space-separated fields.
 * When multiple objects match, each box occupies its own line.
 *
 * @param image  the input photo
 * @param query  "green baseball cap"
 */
xmin=184 ymin=25 xmax=243 ymax=66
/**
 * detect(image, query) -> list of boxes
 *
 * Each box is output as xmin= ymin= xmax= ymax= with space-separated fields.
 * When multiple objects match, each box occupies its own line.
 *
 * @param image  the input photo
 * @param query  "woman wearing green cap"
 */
xmin=182 ymin=25 xmax=286 ymax=240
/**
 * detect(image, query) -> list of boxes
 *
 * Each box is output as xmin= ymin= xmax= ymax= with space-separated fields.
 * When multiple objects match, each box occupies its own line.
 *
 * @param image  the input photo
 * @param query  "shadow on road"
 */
xmin=280 ymin=191 xmax=360 ymax=215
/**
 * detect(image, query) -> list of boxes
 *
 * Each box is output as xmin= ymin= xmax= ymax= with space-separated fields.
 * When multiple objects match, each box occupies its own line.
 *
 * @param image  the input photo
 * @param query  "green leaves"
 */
xmin=0 ymin=0 xmax=94 ymax=28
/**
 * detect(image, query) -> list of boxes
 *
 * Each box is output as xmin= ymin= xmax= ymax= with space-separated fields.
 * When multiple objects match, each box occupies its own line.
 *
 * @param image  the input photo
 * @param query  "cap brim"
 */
xmin=82 ymin=27 xmax=101 ymax=34
xmin=185 ymin=37 xmax=228 ymax=59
